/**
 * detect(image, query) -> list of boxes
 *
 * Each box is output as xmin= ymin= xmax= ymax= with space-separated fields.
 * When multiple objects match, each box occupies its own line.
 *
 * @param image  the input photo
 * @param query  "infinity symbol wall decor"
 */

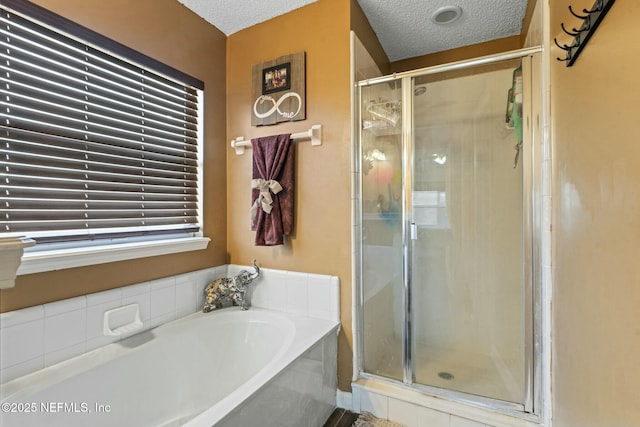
xmin=253 ymin=93 xmax=302 ymax=120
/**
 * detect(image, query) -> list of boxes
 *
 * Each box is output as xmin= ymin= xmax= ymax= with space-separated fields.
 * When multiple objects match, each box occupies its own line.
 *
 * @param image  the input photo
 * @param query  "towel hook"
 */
xmin=561 ymin=22 xmax=582 ymax=37
xmin=568 ymin=5 xmax=590 ymax=19
xmin=554 ymin=38 xmax=577 ymax=51
xmin=555 ymin=0 xmax=615 ymax=67
xmin=553 ymin=38 xmax=574 ymax=62
xmin=583 ymin=0 xmax=604 ymax=13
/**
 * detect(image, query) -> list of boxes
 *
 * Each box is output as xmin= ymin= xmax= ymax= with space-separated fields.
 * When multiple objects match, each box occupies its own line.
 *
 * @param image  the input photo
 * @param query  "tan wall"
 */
xmin=226 ymin=0 xmax=354 ymax=390
xmin=550 ymin=1 xmax=640 ymax=426
xmin=0 ymin=0 xmax=228 ymax=312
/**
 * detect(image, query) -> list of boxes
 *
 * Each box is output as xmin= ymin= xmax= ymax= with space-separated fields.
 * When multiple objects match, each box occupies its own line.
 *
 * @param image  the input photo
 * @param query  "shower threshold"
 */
xmin=352 ymin=376 xmax=540 ymax=427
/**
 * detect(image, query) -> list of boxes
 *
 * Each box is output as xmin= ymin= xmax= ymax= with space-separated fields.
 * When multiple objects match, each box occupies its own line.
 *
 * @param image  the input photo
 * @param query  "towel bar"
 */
xmin=230 ymin=124 xmax=322 ymax=155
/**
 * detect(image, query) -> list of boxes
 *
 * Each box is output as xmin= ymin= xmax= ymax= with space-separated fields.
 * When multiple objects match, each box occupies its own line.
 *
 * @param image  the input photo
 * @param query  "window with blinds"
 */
xmin=1 ymin=0 xmax=204 ymax=247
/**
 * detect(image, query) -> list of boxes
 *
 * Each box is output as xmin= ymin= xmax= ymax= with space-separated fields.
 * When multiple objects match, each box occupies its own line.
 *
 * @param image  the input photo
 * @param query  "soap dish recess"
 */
xmin=103 ymin=304 xmax=143 ymax=336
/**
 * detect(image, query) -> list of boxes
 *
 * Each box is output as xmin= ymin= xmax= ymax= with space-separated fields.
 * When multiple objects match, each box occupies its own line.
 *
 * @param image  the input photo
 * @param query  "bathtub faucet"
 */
xmin=203 ymin=260 xmax=261 ymax=312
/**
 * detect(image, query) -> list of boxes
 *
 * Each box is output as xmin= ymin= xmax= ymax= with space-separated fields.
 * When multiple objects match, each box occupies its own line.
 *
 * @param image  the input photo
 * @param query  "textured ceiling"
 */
xmin=176 ymin=0 xmax=318 ymax=36
xmin=177 ymin=0 xmax=528 ymax=62
xmin=356 ymin=0 xmax=528 ymax=61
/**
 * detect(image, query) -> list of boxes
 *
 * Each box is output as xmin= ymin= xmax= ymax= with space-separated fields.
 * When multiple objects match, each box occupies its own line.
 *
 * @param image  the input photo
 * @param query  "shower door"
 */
xmin=410 ymin=58 xmax=528 ymax=406
xmin=359 ymin=54 xmax=535 ymax=410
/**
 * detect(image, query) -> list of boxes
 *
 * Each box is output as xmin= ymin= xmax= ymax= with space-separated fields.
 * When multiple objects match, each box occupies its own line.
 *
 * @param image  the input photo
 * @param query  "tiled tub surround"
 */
xmin=0 ymin=265 xmax=340 ymax=384
xmin=1 ymin=308 xmax=339 ymax=427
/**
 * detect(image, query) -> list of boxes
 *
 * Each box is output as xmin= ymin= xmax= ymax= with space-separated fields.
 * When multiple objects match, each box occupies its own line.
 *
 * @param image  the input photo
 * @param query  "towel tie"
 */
xmin=251 ymin=178 xmax=283 ymax=221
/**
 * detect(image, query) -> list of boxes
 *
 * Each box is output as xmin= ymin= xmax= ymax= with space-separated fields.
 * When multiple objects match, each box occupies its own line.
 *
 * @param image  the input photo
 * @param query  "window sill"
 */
xmin=17 ymin=237 xmax=210 ymax=276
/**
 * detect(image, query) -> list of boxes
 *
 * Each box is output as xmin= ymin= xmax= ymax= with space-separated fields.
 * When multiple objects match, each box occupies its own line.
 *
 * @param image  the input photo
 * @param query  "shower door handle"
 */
xmin=410 ymin=222 xmax=418 ymax=240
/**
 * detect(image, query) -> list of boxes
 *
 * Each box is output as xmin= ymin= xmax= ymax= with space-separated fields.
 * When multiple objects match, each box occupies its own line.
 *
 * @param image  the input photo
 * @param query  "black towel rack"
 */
xmin=554 ymin=0 xmax=615 ymax=67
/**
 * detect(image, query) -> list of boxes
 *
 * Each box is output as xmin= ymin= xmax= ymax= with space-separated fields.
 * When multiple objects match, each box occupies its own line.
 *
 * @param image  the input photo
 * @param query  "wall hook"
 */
xmin=555 ymin=0 xmax=615 ymax=67
xmin=553 ymin=38 xmax=576 ymax=51
xmin=553 ymin=38 xmax=573 ymax=62
xmin=583 ymin=0 xmax=604 ymax=13
xmin=561 ymin=22 xmax=582 ymax=37
xmin=568 ymin=5 xmax=590 ymax=19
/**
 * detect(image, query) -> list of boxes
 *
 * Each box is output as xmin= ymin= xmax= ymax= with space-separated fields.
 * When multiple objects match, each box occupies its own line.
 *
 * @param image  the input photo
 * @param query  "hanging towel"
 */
xmin=250 ymin=134 xmax=294 ymax=246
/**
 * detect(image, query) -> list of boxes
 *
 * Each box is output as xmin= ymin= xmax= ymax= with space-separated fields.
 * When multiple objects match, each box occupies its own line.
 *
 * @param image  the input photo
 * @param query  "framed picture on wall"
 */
xmin=262 ymin=62 xmax=291 ymax=94
xmin=251 ymin=51 xmax=305 ymax=126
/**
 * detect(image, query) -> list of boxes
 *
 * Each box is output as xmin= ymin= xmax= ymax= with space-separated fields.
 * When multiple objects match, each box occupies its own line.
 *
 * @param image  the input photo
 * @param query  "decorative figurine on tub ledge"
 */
xmin=203 ymin=260 xmax=261 ymax=312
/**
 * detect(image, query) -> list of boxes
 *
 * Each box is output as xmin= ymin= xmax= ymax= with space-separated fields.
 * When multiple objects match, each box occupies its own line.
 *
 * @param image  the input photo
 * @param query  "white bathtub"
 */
xmin=0 ymin=307 xmax=339 ymax=427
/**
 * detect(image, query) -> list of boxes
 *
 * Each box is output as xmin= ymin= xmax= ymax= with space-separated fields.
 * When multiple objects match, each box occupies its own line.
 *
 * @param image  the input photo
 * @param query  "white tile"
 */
xmin=175 ymin=275 xmax=198 ymax=317
xmin=119 ymin=319 xmax=152 ymax=339
xmin=0 ymin=305 xmax=44 ymax=328
xmin=149 ymin=276 xmax=175 ymax=290
xmin=286 ymin=271 xmax=308 ymax=316
xmin=543 ymin=230 xmax=552 ymax=260
xmin=255 ymin=269 xmax=287 ymax=311
xmin=150 ymin=284 xmax=175 ymax=319
xmin=267 ymin=280 xmax=287 ymax=311
xmin=360 ymin=391 xmax=388 ymax=420
xmin=213 ymin=265 xmax=227 ymax=279
xmin=176 ymin=271 xmax=192 ymax=285
xmin=86 ymin=288 xmax=122 ymax=306
xmin=86 ymin=300 xmax=125 ymax=341
xmin=44 ymin=309 xmax=86 ymax=354
xmin=307 ymin=274 xmax=340 ymax=321
xmin=85 ymin=334 xmax=119 ymax=353
xmin=541 ymin=161 xmax=550 ymax=197
xmin=417 ymin=407 xmax=451 ymax=427
xmin=175 ymin=303 xmax=195 ymax=320
xmin=0 ymin=266 xmax=295 ymax=379
xmin=199 ymin=267 xmax=218 ymax=285
xmin=175 ymin=271 xmax=196 ymax=286
xmin=542 ymin=195 xmax=551 ymax=233
xmin=150 ymin=312 xmax=176 ymax=329
xmin=388 ymin=398 xmax=420 ymax=427
xmin=0 ymin=320 xmax=44 ymax=369
xmin=542 ymin=132 xmax=550 ymax=161
xmin=352 ymin=386 xmax=362 ymax=413
xmin=307 ymin=273 xmax=332 ymax=312
xmin=44 ymin=342 xmax=85 ymax=368
xmin=0 ymin=356 xmax=43 ymax=384
xmin=451 ymin=416 xmax=487 ymax=427
xmin=122 ymin=293 xmax=150 ymax=322
xmin=226 ymin=264 xmax=244 ymax=276
xmin=337 ymin=389 xmax=353 ymax=410
xmin=121 ymin=282 xmax=150 ymax=298
xmin=44 ymin=296 xmax=86 ymax=317
xmin=193 ymin=280 xmax=206 ymax=313
xmin=249 ymin=276 xmax=269 ymax=308
xmin=329 ymin=276 xmax=340 ymax=315
xmin=307 ymin=308 xmax=336 ymax=322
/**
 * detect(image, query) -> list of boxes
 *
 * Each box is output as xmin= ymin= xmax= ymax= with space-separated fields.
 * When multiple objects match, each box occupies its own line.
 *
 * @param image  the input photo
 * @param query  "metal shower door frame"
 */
xmin=356 ymin=46 xmax=543 ymax=418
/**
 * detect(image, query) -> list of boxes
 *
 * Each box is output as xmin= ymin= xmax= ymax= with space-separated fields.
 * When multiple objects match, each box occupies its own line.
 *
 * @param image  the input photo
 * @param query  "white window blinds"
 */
xmin=1 ymin=0 xmax=204 ymax=244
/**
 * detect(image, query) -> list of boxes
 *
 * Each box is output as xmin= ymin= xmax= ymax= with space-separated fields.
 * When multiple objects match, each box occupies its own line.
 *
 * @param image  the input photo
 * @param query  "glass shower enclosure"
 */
xmin=356 ymin=50 xmax=539 ymax=413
